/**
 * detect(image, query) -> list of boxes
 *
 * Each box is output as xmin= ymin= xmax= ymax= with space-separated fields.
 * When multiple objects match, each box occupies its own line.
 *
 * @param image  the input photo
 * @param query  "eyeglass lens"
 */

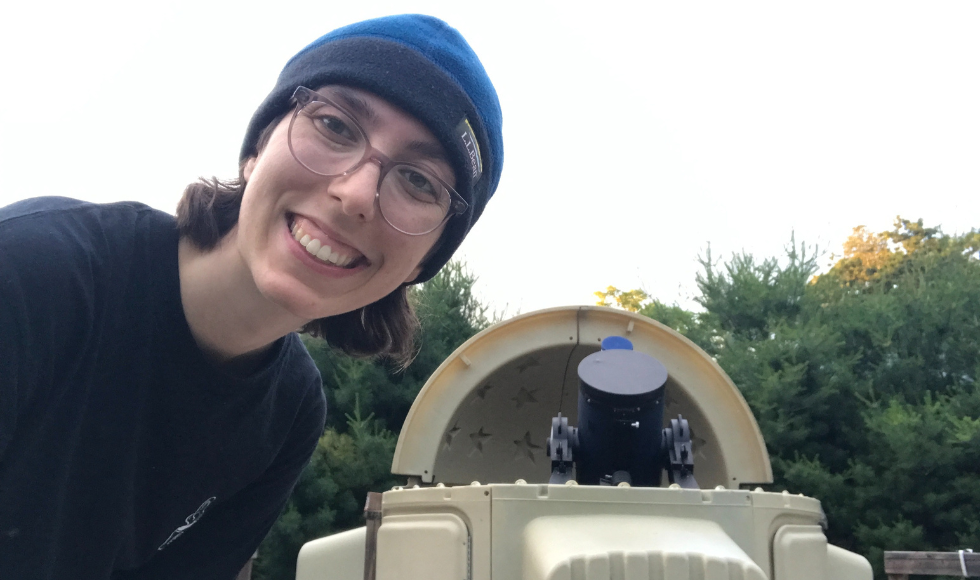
xmin=288 ymin=98 xmax=453 ymax=235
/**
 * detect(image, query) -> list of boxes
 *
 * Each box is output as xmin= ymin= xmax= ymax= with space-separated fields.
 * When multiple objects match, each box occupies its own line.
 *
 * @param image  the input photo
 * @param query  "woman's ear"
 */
xmin=243 ymin=157 xmax=258 ymax=181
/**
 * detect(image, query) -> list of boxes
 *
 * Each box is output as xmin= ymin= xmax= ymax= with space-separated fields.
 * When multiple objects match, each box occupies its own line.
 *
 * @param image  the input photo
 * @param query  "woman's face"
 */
xmin=234 ymin=85 xmax=454 ymax=322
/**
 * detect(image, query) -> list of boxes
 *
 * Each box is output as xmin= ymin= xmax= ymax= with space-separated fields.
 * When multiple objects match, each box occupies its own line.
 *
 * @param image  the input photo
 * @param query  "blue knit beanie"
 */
xmin=241 ymin=14 xmax=503 ymax=284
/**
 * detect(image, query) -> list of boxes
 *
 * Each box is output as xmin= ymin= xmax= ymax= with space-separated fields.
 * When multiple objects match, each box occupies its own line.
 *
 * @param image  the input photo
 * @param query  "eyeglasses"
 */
xmin=287 ymin=86 xmax=468 ymax=236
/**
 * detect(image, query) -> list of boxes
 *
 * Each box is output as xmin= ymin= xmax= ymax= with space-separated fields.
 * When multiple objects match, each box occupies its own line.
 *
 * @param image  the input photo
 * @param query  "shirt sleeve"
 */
xmin=118 ymin=379 xmax=327 ymax=580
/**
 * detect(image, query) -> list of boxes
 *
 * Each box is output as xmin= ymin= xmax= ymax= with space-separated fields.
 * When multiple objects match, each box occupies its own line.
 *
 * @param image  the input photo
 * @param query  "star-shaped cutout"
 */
xmin=512 ymin=387 xmax=539 ymax=409
xmin=513 ymin=431 xmax=542 ymax=463
xmin=515 ymin=357 xmax=540 ymax=374
xmin=693 ymin=434 xmax=709 ymax=461
xmin=444 ymin=422 xmax=462 ymax=450
xmin=471 ymin=383 xmax=494 ymax=404
xmin=468 ymin=427 xmax=492 ymax=455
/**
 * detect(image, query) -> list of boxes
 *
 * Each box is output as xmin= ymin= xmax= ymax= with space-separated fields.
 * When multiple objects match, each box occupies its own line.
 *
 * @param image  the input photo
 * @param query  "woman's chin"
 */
xmin=259 ymin=277 xmax=368 ymax=323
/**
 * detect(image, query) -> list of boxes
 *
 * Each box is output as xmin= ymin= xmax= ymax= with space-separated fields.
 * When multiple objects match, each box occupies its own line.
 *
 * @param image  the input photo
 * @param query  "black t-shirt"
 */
xmin=0 ymin=198 xmax=327 ymax=579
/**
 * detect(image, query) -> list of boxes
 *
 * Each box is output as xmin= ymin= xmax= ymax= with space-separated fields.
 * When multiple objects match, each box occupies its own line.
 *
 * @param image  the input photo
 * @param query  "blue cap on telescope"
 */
xmin=601 ymin=336 xmax=634 ymax=351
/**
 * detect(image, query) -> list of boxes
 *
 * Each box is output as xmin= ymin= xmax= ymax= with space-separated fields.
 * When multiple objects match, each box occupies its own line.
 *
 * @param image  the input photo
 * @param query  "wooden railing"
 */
xmin=885 ymin=550 xmax=978 ymax=579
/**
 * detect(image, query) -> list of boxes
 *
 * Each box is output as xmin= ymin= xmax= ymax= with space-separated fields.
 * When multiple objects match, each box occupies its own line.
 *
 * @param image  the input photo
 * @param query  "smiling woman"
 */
xmin=179 ymin=83 xmax=464 ymax=366
xmin=0 ymin=13 xmax=503 ymax=580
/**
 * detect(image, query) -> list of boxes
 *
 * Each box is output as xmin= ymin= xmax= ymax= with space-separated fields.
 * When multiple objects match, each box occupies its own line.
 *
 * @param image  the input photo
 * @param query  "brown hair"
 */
xmin=175 ymin=117 xmax=420 ymax=367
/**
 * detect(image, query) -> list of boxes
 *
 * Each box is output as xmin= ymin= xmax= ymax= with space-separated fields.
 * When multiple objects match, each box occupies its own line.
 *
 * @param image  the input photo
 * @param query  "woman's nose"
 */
xmin=327 ymin=159 xmax=382 ymax=222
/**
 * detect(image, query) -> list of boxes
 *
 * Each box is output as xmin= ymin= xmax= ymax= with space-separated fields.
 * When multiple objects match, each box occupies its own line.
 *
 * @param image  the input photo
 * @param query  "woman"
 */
xmin=0 ymin=14 xmax=502 ymax=579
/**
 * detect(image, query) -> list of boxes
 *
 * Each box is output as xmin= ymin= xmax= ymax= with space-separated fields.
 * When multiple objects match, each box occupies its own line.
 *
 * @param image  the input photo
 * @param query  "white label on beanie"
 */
xmin=456 ymin=117 xmax=483 ymax=182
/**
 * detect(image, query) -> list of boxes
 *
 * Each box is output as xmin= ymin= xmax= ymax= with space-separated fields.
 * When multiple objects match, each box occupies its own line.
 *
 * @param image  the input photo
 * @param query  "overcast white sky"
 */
xmin=2 ymin=1 xmax=977 ymax=315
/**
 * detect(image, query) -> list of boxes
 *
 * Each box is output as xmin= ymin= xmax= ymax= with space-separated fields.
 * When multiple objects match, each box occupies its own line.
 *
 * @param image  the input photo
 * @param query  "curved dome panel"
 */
xmin=392 ymin=306 xmax=772 ymax=489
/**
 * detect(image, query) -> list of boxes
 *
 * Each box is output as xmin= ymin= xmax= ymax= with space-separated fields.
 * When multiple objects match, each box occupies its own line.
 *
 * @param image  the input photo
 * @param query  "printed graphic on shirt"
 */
xmin=158 ymin=496 xmax=217 ymax=550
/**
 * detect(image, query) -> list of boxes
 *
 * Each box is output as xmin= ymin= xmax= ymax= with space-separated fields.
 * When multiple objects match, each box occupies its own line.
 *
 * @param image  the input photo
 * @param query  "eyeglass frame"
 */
xmin=286 ymin=86 xmax=469 ymax=236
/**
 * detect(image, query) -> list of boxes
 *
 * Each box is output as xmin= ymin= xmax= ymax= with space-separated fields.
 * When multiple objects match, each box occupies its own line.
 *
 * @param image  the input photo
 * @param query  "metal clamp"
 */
xmin=662 ymin=415 xmax=698 ymax=489
xmin=546 ymin=413 xmax=578 ymax=484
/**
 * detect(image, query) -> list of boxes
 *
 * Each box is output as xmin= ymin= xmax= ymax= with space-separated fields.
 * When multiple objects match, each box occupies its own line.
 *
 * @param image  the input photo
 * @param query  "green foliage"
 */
xmin=253 ymin=261 xmax=491 ymax=580
xmin=695 ymin=237 xmax=817 ymax=341
xmin=638 ymin=299 xmax=711 ymax=345
xmin=638 ymin=221 xmax=980 ymax=579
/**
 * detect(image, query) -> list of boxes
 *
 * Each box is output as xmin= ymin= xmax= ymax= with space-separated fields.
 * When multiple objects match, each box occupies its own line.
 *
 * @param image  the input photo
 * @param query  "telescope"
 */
xmin=547 ymin=335 xmax=695 ymax=489
xmin=295 ymin=306 xmax=872 ymax=580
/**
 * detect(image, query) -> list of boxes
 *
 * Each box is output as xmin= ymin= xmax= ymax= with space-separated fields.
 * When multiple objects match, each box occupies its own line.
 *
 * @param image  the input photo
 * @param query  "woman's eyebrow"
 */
xmin=331 ymin=88 xmax=377 ymax=124
xmin=328 ymin=88 xmax=449 ymax=165
xmin=405 ymin=140 xmax=449 ymax=165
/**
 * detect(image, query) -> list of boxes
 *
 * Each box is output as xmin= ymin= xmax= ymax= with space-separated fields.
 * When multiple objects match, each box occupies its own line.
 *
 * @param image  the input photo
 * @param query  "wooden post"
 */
xmin=363 ymin=492 xmax=383 ymax=580
xmin=235 ymin=550 xmax=258 ymax=580
xmin=885 ymin=550 xmax=979 ymax=577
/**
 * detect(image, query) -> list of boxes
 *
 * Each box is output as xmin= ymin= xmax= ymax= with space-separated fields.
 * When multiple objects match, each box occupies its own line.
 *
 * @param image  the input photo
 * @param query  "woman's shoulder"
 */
xmin=1 ymin=196 xmax=175 ymax=287
xmin=0 ymin=196 xmax=173 ymax=251
xmin=1 ymin=196 xmax=168 ymax=229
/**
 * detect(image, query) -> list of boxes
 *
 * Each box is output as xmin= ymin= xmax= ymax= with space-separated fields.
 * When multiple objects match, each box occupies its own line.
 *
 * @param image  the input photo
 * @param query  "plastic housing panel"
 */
xmin=826 ymin=544 xmax=874 ymax=579
xmin=295 ymin=527 xmax=365 ymax=580
xmin=772 ymin=525 xmax=874 ymax=580
xmin=375 ymin=513 xmax=468 ymax=580
xmin=773 ymin=525 xmax=827 ymax=580
xmin=523 ymin=515 xmax=766 ymax=580
xmin=382 ymin=484 xmax=492 ymax=580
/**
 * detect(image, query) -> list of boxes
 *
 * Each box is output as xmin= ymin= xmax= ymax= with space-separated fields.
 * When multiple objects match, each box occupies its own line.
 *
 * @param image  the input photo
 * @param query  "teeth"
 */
xmin=290 ymin=220 xmax=357 ymax=268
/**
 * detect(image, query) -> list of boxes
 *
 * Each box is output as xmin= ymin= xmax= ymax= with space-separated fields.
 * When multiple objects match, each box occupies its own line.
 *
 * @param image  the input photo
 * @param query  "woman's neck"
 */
xmin=177 ymin=231 xmax=307 ymax=365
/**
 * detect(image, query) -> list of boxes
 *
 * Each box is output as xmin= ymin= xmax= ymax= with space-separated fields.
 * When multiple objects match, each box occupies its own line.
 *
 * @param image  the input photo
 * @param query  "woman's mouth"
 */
xmin=288 ymin=215 xmax=363 ymax=269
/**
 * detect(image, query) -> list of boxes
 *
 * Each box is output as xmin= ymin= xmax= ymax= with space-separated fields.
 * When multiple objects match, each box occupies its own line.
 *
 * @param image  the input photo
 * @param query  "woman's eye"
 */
xmin=399 ymin=169 xmax=439 ymax=200
xmin=315 ymin=114 xmax=357 ymax=142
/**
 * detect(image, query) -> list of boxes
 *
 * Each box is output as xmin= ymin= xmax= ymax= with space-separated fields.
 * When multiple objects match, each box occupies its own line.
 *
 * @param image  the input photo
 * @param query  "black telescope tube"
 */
xmin=575 ymin=345 xmax=668 ymax=486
